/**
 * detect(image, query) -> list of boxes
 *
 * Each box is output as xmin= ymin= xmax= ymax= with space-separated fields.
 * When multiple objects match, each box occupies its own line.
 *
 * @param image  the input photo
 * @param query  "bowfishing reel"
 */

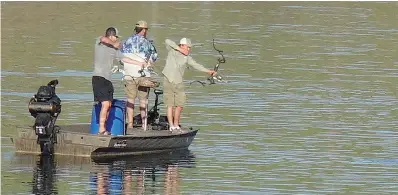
xmin=28 ymin=80 xmax=62 ymax=155
xmin=208 ymin=74 xmax=225 ymax=84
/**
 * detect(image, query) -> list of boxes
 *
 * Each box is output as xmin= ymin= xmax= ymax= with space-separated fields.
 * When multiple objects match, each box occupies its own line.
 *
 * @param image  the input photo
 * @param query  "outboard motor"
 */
xmin=28 ymin=80 xmax=61 ymax=155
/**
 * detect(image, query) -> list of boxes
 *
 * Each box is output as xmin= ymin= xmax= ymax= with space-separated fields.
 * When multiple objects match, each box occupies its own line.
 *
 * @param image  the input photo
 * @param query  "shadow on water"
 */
xmin=13 ymin=149 xmax=196 ymax=195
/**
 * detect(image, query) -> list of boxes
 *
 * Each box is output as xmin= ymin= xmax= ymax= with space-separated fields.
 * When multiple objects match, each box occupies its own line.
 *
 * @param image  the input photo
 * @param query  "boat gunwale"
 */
xmin=16 ymin=124 xmax=199 ymax=138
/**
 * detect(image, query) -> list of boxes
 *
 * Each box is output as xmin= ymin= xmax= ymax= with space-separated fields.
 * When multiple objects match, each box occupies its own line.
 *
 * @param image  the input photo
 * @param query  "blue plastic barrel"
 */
xmin=90 ymin=99 xmax=126 ymax=135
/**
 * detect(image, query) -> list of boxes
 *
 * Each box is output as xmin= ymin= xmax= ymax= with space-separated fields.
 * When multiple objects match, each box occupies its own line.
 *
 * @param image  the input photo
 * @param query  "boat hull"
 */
xmin=12 ymin=124 xmax=198 ymax=157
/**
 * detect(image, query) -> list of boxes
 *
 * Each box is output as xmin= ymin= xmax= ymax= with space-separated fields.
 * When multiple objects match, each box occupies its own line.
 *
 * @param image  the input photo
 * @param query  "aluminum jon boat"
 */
xmin=11 ymin=79 xmax=199 ymax=158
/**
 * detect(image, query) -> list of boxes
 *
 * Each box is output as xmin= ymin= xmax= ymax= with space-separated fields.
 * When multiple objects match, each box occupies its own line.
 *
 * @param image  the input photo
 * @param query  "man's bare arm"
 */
xmin=187 ymin=56 xmax=217 ymax=75
xmin=100 ymin=36 xmax=120 ymax=49
xmin=121 ymin=57 xmax=146 ymax=67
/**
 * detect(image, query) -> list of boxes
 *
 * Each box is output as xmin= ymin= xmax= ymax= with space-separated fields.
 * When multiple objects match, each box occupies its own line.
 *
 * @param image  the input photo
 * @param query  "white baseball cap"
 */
xmin=179 ymin=38 xmax=192 ymax=47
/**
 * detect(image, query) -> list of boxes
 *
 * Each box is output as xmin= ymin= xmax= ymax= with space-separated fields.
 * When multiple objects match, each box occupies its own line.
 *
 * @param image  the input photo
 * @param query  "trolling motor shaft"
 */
xmin=132 ymin=89 xmax=169 ymax=130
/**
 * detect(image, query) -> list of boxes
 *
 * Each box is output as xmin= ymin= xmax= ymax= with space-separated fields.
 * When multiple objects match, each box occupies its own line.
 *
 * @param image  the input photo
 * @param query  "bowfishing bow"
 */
xmin=190 ymin=38 xmax=226 ymax=86
xmin=208 ymin=38 xmax=226 ymax=85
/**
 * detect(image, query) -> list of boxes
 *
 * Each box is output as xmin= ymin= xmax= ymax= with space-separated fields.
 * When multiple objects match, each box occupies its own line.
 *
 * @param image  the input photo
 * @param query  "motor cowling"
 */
xmin=29 ymin=80 xmax=61 ymax=116
xmin=28 ymin=97 xmax=61 ymax=118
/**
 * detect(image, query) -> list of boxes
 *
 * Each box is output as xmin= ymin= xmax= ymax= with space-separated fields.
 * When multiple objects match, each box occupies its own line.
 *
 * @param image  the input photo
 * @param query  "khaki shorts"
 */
xmin=163 ymin=77 xmax=186 ymax=107
xmin=124 ymin=78 xmax=149 ymax=100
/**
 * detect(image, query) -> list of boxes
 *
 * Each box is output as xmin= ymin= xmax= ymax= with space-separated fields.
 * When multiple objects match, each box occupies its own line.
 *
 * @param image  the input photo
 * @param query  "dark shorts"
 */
xmin=92 ymin=76 xmax=114 ymax=102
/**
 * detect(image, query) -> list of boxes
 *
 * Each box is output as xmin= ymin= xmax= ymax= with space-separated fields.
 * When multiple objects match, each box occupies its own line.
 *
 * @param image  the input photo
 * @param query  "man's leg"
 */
xmin=163 ymin=77 xmax=175 ymax=130
xmin=174 ymin=82 xmax=186 ymax=130
xmin=173 ymin=106 xmax=183 ymax=128
xmin=126 ymin=98 xmax=135 ymax=128
xmin=167 ymin=106 xmax=174 ymax=128
xmin=99 ymin=100 xmax=111 ymax=134
xmin=125 ymin=80 xmax=139 ymax=129
xmin=139 ymin=99 xmax=147 ymax=130
xmin=137 ymin=86 xmax=150 ymax=130
xmin=93 ymin=76 xmax=113 ymax=134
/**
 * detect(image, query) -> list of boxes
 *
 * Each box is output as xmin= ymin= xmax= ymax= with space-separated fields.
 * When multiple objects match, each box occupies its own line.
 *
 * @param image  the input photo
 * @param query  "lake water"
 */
xmin=1 ymin=2 xmax=398 ymax=194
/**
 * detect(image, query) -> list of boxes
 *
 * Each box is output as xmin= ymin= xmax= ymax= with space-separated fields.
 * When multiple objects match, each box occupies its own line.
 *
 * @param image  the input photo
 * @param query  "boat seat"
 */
xmin=154 ymin=89 xmax=163 ymax=95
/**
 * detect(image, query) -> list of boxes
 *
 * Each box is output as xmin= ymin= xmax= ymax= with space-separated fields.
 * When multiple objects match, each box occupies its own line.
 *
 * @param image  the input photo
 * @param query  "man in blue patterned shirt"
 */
xmin=120 ymin=20 xmax=158 ymax=131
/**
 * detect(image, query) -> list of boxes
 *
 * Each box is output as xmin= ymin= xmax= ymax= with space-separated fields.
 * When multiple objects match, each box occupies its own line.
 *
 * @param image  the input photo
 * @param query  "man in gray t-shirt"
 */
xmin=92 ymin=27 xmax=136 ymax=135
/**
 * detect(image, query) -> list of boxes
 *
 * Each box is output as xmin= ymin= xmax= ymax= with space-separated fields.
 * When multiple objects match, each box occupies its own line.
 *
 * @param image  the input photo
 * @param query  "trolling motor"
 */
xmin=28 ymin=80 xmax=62 ymax=155
xmin=133 ymin=89 xmax=169 ymax=130
xmin=148 ymin=89 xmax=169 ymax=130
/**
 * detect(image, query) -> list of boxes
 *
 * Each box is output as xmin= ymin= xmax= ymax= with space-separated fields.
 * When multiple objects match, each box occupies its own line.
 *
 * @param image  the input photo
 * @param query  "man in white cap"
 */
xmin=162 ymin=38 xmax=216 ymax=132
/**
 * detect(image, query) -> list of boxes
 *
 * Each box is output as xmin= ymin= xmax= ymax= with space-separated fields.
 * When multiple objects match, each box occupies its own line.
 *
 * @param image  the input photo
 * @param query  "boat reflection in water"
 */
xmin=13 ymin=153 xmax=92 ymax=195
xmin=13 ymin=149 xmax=196 ymax=195
xmin=90 ymin=149 xmax=196 ymax=195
